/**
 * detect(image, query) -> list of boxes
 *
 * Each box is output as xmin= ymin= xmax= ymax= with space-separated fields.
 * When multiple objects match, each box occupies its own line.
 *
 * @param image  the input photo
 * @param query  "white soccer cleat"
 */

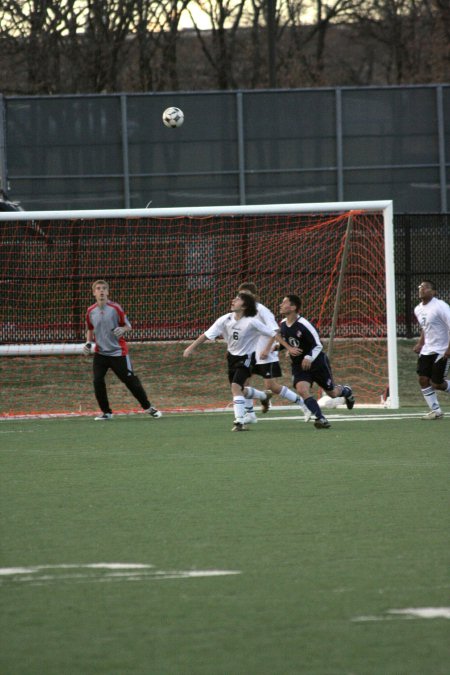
xmin=146 ymin=407 xmax=162 ymax=418
xmin=303 ymin=407 xmax=312 ymax=423
xmin=94 ymin=413 xmax=113 ymax=421
xmin=243 ymin=413 xmax=258 ymax=424
xmin=421 ymin=410 xmax=443 ymax=420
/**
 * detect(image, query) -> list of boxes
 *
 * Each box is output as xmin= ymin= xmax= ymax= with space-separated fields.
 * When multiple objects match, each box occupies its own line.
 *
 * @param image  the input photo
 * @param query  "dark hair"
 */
xmin=420 ymin=280 xmax=436 ymax=290
xmin=238 ymin=281 xmax=258 ymax=297
xmin=238 ymin=291 xmax=257 ymax=317
xmin=285 ymin=294 xmax=301 ymax=311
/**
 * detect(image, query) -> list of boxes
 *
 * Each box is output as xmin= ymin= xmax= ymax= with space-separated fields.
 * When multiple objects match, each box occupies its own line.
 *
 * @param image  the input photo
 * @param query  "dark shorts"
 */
xmin=93 ymin=352 xmax=134 ymax=379
xmin=227 ymin=352 xmax=253 ymax=387
xmin=291 ymin=352 xmax=335 ymax=391
xmin=416 ymin=353 xmax=449 ymax=384
xmin=252 ymin=361 xmax=282 ymax=379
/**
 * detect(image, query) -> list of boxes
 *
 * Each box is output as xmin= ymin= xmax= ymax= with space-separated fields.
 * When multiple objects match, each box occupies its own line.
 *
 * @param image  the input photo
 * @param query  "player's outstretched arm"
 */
xmin=183 ymin=333 xmax=208 ymax=358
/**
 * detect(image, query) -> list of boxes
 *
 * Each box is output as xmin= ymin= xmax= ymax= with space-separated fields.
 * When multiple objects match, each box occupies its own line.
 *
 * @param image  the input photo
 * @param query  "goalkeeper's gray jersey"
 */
xmin=86 ymin=301 xmax=130 ymax=356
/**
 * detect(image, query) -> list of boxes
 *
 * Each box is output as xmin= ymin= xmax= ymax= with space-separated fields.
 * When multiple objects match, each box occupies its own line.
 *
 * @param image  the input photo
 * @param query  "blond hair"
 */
xmin=92 ymin=279 xmax=109 ymax=291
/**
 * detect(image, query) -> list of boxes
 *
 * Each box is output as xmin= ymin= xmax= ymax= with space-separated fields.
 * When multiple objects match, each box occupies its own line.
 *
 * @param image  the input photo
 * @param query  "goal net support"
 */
xmin=0 ymin=201 xmax=398 ymax=417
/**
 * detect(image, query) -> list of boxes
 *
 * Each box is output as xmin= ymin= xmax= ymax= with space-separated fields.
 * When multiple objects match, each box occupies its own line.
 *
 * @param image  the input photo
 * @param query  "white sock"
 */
xmin=245 ymin=386 xmax=267 ymax=401
xmin=279 ymin=385 xmax=297 ymax=403
xmin=444 ymin=380 xmax=450 ymax=393
xmin=244 ymin=399 xmax=255 ymax=413
xmin=279 ymin=385 xmax=305 ymax=407
xmin=421 ymin=386 xmax=441 ymax=412
xmin=233 ymin=396 xmax=246 ymax=421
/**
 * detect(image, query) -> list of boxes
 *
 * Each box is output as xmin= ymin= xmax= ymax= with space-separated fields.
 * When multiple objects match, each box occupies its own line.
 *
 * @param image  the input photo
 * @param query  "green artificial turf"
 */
xmin=1 ymin=410 xmax=448 ymax=674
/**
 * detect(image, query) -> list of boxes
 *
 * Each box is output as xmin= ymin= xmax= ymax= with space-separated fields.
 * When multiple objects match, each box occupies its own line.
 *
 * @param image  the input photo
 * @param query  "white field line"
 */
xmin=262 ymin=412 xmax=426 ymax=422
xmin=0 ymin=407 xmax=427 ymax=422
xmin=0 ymin=429 xmax=35 ymax=433
xmin=353 ymin=607 xmax=450 ymax=622
xmin=0 ymin=563 xmax=241 ymax=585
xmin=0 ymin=563 xmax=152 ymax=574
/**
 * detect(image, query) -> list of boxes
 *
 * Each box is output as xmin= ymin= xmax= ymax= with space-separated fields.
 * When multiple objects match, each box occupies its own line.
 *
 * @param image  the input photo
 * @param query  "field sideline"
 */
xmin=1 ymin=409 xmax=448 ymax=674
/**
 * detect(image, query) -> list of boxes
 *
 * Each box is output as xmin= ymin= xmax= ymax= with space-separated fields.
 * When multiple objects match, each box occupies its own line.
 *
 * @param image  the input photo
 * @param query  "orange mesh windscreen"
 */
xmin=0 ymin=210 xmax=388 ymax=416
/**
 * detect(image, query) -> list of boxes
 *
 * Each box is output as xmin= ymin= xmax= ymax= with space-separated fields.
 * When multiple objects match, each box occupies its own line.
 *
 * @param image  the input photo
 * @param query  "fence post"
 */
xmin=120 ymin=94 xmax=131 ymax=209
xmin=335 ymin=88 xmax=344 ymax=202
xmin=404 ymin=217 xmax=412 ymax=338
xmin=0 ymin=94 xmax=8 ymax=194
xmin=436 ymin=85 xmax=447 ymax=213
xmin=236 ymin=92 xmax=246 ymax=205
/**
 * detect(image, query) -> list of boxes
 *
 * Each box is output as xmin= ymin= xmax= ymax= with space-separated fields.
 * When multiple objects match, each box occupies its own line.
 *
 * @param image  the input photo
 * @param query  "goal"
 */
xmin=0 ymin=201 xmax=398 ymax=417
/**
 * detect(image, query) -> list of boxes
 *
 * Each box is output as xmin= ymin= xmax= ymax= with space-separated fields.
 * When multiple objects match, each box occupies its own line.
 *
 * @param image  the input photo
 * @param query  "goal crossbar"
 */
xmin=0 ymin=200 xmax=394 ymax=221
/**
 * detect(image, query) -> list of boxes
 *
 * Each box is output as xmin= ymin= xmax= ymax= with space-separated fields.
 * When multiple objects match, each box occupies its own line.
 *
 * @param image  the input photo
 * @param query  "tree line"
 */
xmin=1 ymin=0 xmax=448 ymax=95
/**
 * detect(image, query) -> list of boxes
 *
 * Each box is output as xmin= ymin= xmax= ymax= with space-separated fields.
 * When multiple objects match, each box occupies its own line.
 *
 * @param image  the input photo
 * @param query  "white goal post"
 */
xmin=0 ymin=200 xmax=398 ymax=413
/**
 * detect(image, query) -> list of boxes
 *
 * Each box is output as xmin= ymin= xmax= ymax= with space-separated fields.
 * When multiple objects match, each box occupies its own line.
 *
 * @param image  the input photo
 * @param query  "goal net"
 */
xmin=0 ymin=201 xmax=397 ymax=417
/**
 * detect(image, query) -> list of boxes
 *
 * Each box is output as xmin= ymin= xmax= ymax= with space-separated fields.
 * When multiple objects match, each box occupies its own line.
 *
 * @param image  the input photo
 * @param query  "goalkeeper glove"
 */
xmin=82 ymin=342 xmax=92 ymax=355
xmin=113 ymin=326 xmax=126 ymax=338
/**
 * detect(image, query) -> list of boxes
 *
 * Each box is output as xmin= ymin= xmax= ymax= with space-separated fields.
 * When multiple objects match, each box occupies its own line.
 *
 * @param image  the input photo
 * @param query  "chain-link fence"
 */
xmin=1 ymin=85 xmax=449 ymax=212
xmin=395 ymin=214 xmax=450 ymax=337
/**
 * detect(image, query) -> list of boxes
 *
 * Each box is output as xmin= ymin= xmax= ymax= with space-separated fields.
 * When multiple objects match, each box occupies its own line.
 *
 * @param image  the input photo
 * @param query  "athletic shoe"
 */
xmin=421 ymin=410 xmax=443 ymax=420
xmin=344 ymin=386 xmax=355 ymax=410
xmin=232 ymin=421 xmax=248 ymax=432
xmin=314 ymin=416 xmax=331 ymax=429
xmin=261 ymin=390 xmax=273 ymax=414
xmin=146 ymin=406 xmax=162 ymax=418
xmin=94 ymin=413 xmax=113 ymax=421
xmin=303 ymin=407 xmax=312 ymax=423
xmin=243 ymin=413 xmax=258 ymax=424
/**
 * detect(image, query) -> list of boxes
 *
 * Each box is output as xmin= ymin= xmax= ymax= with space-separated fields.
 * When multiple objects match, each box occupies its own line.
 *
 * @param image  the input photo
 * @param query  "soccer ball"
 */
xmin=318 ymin=395 xmax=345 ymax=409
xmin=162 ymin=107 xmax=184 ymax=128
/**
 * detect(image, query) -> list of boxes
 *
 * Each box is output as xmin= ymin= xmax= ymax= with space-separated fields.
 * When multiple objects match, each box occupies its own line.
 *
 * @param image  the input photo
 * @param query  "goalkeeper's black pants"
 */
xmin=92 ymin=353 xmax=151 ymax=414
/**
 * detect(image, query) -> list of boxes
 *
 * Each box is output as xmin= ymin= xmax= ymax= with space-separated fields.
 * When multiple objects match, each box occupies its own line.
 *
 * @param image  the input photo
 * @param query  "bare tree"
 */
xmin=279 ymin=0 xmax=367 ymax=85
xmin=80 ymin=0 xmax=137 ymax=92
xmin=0 ymin=0 xmax=448 ymax=93
xmin=351 ymin=0 xmax=441 ymax=84
xmin=0 ymin=0 xmax=137 ymax=93
xmin=432 ymin=0 xmax=450 ymax=80
xmin=187 ymin=0 xmax=247 ymax=88
xmin=0 ymin=0 xmax=75 ymax=93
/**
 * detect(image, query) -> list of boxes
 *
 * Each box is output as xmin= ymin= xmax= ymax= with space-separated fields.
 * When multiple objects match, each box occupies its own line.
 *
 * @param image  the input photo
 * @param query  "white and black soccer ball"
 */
xmin=318 ymin=395 xmax=345 ymax=409
xmin=162 ymin=106 xmax=184 ymax=128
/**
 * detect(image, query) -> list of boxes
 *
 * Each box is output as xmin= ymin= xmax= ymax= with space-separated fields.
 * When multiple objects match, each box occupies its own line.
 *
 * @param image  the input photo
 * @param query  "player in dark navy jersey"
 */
xmin=84 ymin=280 xmax=161 ymax=420
xmin=276 ymin=294 xmax=355 ymax=429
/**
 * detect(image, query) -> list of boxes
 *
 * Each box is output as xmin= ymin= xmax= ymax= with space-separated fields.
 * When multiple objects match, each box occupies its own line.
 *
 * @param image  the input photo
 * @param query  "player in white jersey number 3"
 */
xmin=413 ymin=280 xmax=450 ymax=420
xmin=183 ymin=292 xmax=277 ymax=431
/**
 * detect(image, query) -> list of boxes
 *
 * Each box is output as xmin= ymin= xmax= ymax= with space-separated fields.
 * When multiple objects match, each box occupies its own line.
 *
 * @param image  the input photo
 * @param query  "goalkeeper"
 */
xmin=83 ymin=279 xmax=161 ymax=420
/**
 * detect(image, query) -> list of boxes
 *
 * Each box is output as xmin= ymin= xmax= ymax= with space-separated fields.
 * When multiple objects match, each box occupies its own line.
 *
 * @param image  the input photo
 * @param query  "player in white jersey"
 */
xmin=237 ymin=282 xmax=311 ymax=423
xmin=83 ymin=280 xmax=162 ymax=420
xmin=413 ymin=280 xmax=450 ymax=420
xmin=183 ymin=291 xmax=277 ymax=431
